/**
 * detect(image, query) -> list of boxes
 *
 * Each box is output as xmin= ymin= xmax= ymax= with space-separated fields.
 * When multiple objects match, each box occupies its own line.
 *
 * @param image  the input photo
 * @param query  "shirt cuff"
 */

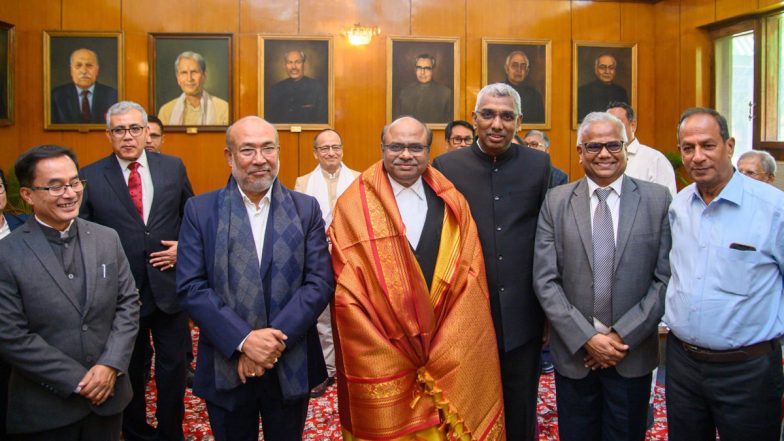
xmin=237 ymin=333 xmax=251 ymax=352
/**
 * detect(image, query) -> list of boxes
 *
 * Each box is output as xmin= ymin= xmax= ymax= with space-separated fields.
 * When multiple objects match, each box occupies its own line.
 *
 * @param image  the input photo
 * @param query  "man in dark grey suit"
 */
xmin=80 ymin=101 xmax=194 ymax=441
xmin=533 ymin=111 xmax=671 ymax=441
xmin=51 ymin=48 xmax=118 ymax=124
xmin=0 ymin=145 xmax=139 ymax=440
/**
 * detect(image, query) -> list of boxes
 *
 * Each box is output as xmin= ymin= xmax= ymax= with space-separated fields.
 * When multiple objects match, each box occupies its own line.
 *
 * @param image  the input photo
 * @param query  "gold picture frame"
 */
xmin=43 ymin=30 xmax=123 ymax=131
xmin=259 ymin=35 xmax=333 ymax=131
xmin=482 ymin=38 xmax=551 ymax=130
xmin=0 ymin=20 xmax=15 ymax=126
xmin=387 ymin=36 xmax=460 ymax=129
xmin=573 ymin=41 xmax=637 ymax=129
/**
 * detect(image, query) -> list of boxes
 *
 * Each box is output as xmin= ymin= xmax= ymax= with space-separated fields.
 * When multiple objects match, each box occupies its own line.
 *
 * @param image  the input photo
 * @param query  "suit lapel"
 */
xmin=614 ymin=176 xmax=640 ymax=273
xmin=78 ymin=219 xmax=98 ymax=317
xmin=20 ymin=221 xmax=83 ymax=313
xmin=570 ymin=178 xmax=594 ymax=271
xmin=102 ymin=156 xmax=145 ymax=226
xmin=147 ymin=153 xmax=162 ymax=225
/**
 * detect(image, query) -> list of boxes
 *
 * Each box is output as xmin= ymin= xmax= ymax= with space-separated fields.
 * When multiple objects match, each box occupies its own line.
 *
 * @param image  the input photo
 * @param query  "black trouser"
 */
xmin=206 ymin=369 xmax=309 ymax=441
xmin=666 ymin=333 xmax=783 ymax=441
xmin=11 ymin=413 xmax=122 ymax=441
xmin=500 ymin=337 xmax=542 ymax=441
xmin=555 ymin=368 xmax=651 ymax=441
xmin=123 ymin=308 xmax=189 ymax=441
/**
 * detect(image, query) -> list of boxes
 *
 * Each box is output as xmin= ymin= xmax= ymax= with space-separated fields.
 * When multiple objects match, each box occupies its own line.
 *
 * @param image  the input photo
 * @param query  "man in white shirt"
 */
xmin=294 ymin=129 xmax=359 ymax=397
xmin=608 ymin=102 xmax=677 ymax=196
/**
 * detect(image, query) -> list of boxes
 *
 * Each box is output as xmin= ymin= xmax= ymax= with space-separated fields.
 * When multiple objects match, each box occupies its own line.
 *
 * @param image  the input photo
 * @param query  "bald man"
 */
xmin=51 ymin=48 xmax=118 ymax=124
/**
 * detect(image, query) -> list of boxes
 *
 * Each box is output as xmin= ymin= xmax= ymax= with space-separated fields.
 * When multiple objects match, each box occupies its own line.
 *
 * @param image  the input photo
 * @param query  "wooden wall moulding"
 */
xmin=0 ymin=20 xmax=14 ymax=127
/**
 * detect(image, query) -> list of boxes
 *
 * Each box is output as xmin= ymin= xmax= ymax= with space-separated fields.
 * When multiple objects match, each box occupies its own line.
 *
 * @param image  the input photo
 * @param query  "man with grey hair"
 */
xmin=534 ymin=111 xmax=671 ymax=441
xmin=738 ymin=150 xmax=777 ymax=184
xmin=51 ymin=48 xmax=118 ymax=124
xmin=578 ymin=54 xmax=628 ymax=122
xmin=158 ymin=51 xmax=229 ymax=126
xmin=503 ymin=50 xmax=545 ymax=124
xmin=394 ymin=53 xmax=453 ymax=124
xmin=665 ymin=107 xmax=784 ymax=441
xmin=521 ymin=130 xmax=568 ymax=187
xmin=80 ymin=100 xmax=194 ymax=441
xmin=433 ymin=82 xmax=551 ymax=441
xmin=177 ymin=116 xmax=333 ymax=440
xmin=266 ymin=50 xmax=327 ymax=124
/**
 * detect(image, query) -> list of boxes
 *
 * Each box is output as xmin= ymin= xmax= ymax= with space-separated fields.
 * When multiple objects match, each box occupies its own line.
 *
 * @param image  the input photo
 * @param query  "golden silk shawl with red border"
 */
xmin=328 ymin=162 xmax=505 ymax=441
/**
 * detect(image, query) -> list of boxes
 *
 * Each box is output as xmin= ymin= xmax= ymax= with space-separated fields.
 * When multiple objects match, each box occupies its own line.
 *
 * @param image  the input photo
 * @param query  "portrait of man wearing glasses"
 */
xmin=503 ymin=50 xmax=545 ymax=125
xmin=79 ymin=101 xmax=194 ymax=441
xmin=577 ymin=53 xmax=629 ymax=122
xmin=394 ymin=53 xmax=453 ymax=124
xmin=444 ymin=120 xmax=475 ymax=151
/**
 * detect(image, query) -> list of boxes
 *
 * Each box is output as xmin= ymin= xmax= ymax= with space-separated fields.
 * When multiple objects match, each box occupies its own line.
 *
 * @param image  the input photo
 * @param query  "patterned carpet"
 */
xmin=145 ymin=330 xmax=668 ymax=440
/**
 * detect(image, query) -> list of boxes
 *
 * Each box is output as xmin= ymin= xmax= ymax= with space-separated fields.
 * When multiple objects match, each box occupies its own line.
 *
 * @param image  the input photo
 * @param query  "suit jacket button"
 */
xmin=81 ymin=325 xmax=88 ymax=331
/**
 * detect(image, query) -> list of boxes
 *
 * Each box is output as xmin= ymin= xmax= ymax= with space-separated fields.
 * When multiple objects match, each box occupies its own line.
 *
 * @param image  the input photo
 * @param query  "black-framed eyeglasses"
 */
xmin=415 ymin=66 xmax=433 ymax=71
xmin=109 ymin=125 xmax=146 ymax=138
xmin=521 ymin=141 xmax=544 ymax=148
xmin=449 ymin=136 xmax=473 ymax=145
xmin=382 ymin=143 xmax=429 ymax=153
xmin=316 ymin=144 xmax=342 ymax=153
xmin=580 ymin=141 xmax=625 ymax=154
xmin=476 ymin=109 xmax=517 ymax=122
xmin=29 ymin=179 xmax=87 ymax=196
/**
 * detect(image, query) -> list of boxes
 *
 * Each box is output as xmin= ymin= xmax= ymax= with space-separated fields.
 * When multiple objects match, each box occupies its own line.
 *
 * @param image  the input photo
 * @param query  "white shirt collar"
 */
xmin=388 ymin=174 xmax=425 ymax=201
xmin=586 ymin=174 xmax=624 ymax=197
xmin=74 ymin=83 xmax=96 ymax=95
xmin=34 ymin=216 xmax=75 ymax=236
xmin=237 ymin=181 xmax=273 ymax=210
xmin=116 ymin=149 xmax=149 ymax=171
xmin=626 ymin=138 xmax=640 ymax=155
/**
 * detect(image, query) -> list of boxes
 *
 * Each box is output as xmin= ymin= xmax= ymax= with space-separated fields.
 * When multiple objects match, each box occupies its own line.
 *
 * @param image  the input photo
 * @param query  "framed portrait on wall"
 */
xmin=388 ymin=36 xmax=459 ymax=128
xmin=573 ymin=41 xmax=637 ymax=128
xmin=483 ymin=38 xmax=551 ymax=129
xmin=0 ymin=21 xmax=14 ymax=126
xmin=259 ymin=35 xmax=332 ymax=130
xmin=44 ymin=30 xmax=123 ymax=131
xmin=150 ymin=33 xmax=233 ymax=131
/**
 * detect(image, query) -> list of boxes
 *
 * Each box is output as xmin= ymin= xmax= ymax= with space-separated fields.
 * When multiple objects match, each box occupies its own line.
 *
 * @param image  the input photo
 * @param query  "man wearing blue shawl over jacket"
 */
xmin=176 ymin=116 xmax=334 ymax=441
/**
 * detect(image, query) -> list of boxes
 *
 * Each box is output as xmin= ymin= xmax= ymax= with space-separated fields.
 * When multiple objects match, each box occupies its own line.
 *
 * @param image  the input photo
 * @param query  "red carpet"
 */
xmin=146 ymin=329 xmax=668 ymax=440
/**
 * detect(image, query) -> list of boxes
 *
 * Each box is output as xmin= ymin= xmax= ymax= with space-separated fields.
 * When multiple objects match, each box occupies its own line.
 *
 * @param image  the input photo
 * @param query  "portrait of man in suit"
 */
xmin=50 ymin=48 xmax=118 ymax=125
xmin=177 ymin=116 xmax=334 ymax=440
xmin=80 ymin=101 xmax=194 ymax=441
xmin=0 ymin=145 xmax=139 ymax=440
xmin=265 ymin=50 xmax=327 ymax=124
xmin=574 ymin=44 xmax=636 ymax=125
xmin=533 ymin=111 xmax=671 ymax=441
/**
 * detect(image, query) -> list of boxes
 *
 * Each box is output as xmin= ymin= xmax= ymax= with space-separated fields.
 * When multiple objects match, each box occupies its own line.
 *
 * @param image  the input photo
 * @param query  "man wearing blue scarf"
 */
xmin=177 ymin=116 xmax=334 ymax=441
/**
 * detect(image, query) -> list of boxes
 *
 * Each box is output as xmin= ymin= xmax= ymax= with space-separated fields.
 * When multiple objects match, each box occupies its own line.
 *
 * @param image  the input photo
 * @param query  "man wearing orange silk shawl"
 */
xmin=328 ymin=116 xmax=506 ymax=441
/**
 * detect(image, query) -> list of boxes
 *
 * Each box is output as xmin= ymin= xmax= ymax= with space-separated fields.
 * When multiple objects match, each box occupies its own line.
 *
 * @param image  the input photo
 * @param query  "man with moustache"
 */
xmin=329 ymin=116 xmax=505 ymax=440
xmin=444 ymin=119 xmax=474 ymax=151
xmin=51 ymin=48 xmax=118 ymax=124
xmin=394 ymin=53 xmax=453 ymax=124
xmin=177 ymin=116 xmax=334 ymax=440
xmin=533 ymin=112 xmax=671 ymax=441
xmin=433 ymin=83 xmax=551 ymax=441
xmin=158 ymin=51 xmax=229 ymax=126
xmin=503 ymin=50 xmax=545 ymax=124
xmin=266 ymin=50 xmax=327 ymax=124
xmin=578 ymin=54 xmax=628 ymax=122
xmin=0 ymin=145 xmax=138 ymax=440
xmin=144 ymin=115 xmax=165 ymax=153
xmin=80 ymin=101 xmax=194 ymax=441
xmin=520 ymin=130 xmax=569 ymax=187
xmin=737 ymin=150 xmax=777 ymax=184
xmin=294 ymin=128 xmax=359 ymax=397
xmin=665 ymin=108 xmax=784 ymax=441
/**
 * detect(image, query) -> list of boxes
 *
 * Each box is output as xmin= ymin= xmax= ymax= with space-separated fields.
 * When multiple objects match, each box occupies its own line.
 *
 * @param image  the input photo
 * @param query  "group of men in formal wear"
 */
xmin=0 ymin=78 xmax=782 ymax=441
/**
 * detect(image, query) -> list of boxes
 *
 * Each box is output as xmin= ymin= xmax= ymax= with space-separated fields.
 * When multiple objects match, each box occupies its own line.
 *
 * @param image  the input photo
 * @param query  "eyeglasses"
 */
xmin=109 ymin=125 xmax=145 ymax=138
xmin=476 ymin=109 xmax=517 ymax=122
xmin=508 ymin=62 xmax=529 ymax=70
xmin=449 ymin=136 xmax=474 ymax=145
xmin=415 ymin=65 xmax=433 ymax=71
xmin=316 ymin=144 xmax=342 ymax=153
xmin=383 ymin=143 xmax=429 ymax=153
xmin=597 ymin=64 xmax=616 ymax=71
xmin=149 ymin=134 xmax=163 ymax=140
xmin=238 ymin=145 xmax=279 ymax=158
xmin=29 ymin=179 xmax=87 ymax=196
xmin=521 ymin=141 xmax=544 ymax=148
xmin=580 ymin=141 xmax=625 ymax=154
xmin=739 ymin=169 xmax=766 ymax=179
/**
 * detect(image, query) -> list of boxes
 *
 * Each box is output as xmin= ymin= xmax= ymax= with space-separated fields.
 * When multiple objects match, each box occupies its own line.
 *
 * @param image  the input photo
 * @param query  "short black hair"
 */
xmin=147 ymin=114 xmax=165 ymax=133
xmin=445 ymin=120 xmax=474 ymax=141
xmin=15 ymin=145 xmax=79 ymax=188
xmin=677 ymin=107 xmax=730 ymax=143
xmin=607 ymin=101 xmax=635 ymax=122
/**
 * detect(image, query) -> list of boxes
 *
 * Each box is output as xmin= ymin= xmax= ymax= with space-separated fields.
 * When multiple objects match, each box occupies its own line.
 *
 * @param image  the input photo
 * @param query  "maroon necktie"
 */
xmin=80 ymin=90 xmax=91 ymax=122
xmin=128 ymin=162 xmax=144 ymax=221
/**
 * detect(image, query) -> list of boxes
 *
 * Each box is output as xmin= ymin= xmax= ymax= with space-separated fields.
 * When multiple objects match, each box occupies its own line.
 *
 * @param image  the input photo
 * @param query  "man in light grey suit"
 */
xmin=0 ymin=145 xmax=139 ymax=440
xmin=533 ymin=112 xmax=671 ymax=441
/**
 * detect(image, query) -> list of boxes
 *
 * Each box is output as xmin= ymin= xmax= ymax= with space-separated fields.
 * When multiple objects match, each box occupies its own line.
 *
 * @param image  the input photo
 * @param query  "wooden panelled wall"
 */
xmin=0 ymin=0 xmax=780 ymax=194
